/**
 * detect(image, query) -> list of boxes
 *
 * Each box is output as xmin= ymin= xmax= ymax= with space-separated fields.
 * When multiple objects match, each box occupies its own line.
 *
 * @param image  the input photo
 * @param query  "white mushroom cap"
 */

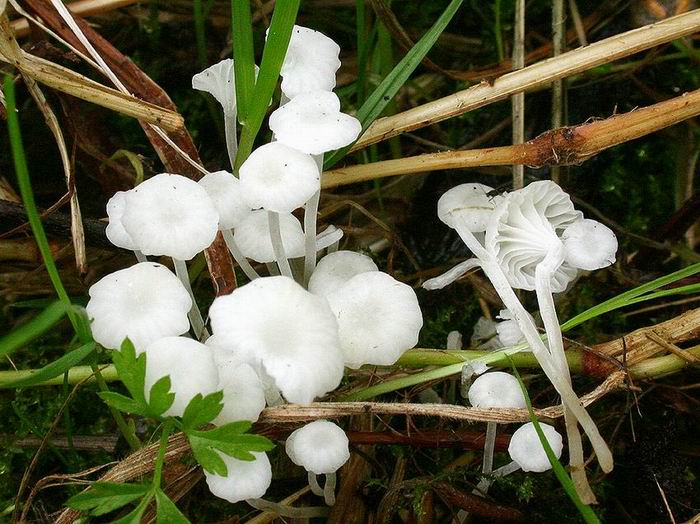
xmin=562 ymin=219 xmax=618 ymax=271
xmin=192 ymin=58 xmax=237 ymax=116
xmin=308 ymin=250 xmax=378 ymax=297
xmin=233 ymin=209 xmax=305 ymax=263
xmin=86 ymin=262 xmax=192 ymax=352
xmin=508 ymin=422 xmax=564 ymax=473
xmin=207 ymin=341 xmax=266 ymax=424
xmin=326 ymin=271 xmax=423 ymax=368
xmin=437 ymin=183 xmax=501 ymax=232
xmin=239 ymin=142 xmax=320 ymax=213
xmin=285 ymin=420 xmax=350 ymax=474
xmin=495 ymin=309 xmax=526 ymax=347
xmin=209 ymin=276 xmax=344 ymax=404
xmin=143 ymin=336 xmax=219 ymax=417
xmin=486 ymin=181 xmax=582 ymax=293
xmin=121 ymin=173 xmax=219 ymax=260
xmin=269 ymin=91 xmax=361 ymax=155
xmin=105 ymin=191 xmax=137 ymax=250
xmin=205 ymin=452 xmax=272 ymax=503
xmin=467 ymin=371 xmax=526 ymax=409
xmin=198 ymin=171 xmax=252 ymax=230
xmin=278 ymin=25 xmax=341 ymax=99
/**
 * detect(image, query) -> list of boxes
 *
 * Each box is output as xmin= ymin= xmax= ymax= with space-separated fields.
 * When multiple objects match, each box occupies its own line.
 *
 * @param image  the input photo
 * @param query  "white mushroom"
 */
xmin=278 ymin=25 xmax=341 ymax=100
xmin=233 ymin=209 xmax=305 ymax=268
xmin=105 ymin=191 xmax=143 ymax=260
xmin=470 ymin=317 xmax=500 ymax=350
xmin=437 ymin=183 xmax=500 ymax=231
xmin=562 ymin=218 xmax=618 ymax=271
xmin=205 ymin=451 xmax=272 ymax=503
xmin=86 ymin=262 xmax=191 ymax=353
xmin=495 ymin=309 xmax=526 ymax=347
xmin=198 ymin=170 xmax=258 ymax=281
xmin=209 ymin=276 xmax=344 ymax=404
xmin=308 ymin=250 xmax=378 ymax=296
xmin=326 ymin=271 xmax=423 ymax=368
xmin=286 ymin=420 xmax=350 ymax=505
xmin=143 ymin=336 xmax=219 ymax=417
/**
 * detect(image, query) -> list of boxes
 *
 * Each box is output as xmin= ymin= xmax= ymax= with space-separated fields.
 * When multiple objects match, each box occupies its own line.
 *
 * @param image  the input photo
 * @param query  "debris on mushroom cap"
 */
xmin=86 ymin=262 xmax=192 ymax=352
xmin=269 ymin=91 xmax=361 ymax=155
xmin=277 ymin=25 xmax=341 ymax=99
xmin=508 ymin=422 xmax=564 ymax=473
xmin=143 ymin=336 xmax=219 ymax=417
xmin=192 ymin=59 xmax=237 ymax=116
xmin=308 ymin=250 xmax=379 ymax=297
xmin=233 ymin=209 xmax=305 ymax=263
xmin=121 ymin=173 xmax=220 ymax=261
xmin=205 ymin=451 xmax=272 ymax=503
xmin=326 ymin=271 xmax=423 ymax=368
xmin=495 ymin=309 xmax=527 ymax=347
xmin=286 ymin=420 xmax=350 ymax=474
xmin=239 ymin=142 xmax=320 ymax=214
xmin=207 ymin=340 xmax=266 ymax=424
xmin=105 ymin=191 xmax=137 ymax=250
xmin=209 ymin=276 xmax=344 ymax=404
xmin=562 ymin=218 xmax=618 ymax=271
xmin=437 ymin=183 xmax=501 ymax=232
xmin=467 ymin=371 xmax=526 ymax=409
xmin=198 ymin=171 xmax=252 ymax=230
xmin=486 ymin=181 xmax=582 ymax=293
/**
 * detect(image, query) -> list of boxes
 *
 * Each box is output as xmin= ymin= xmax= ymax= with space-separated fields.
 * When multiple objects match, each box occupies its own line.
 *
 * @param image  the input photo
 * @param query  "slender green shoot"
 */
xmin=231 ymin=0 xmax=256 ymax=123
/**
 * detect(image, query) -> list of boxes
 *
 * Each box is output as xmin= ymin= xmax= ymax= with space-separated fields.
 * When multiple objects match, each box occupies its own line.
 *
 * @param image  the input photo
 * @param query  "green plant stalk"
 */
xmin=493 ymin=0 xmax=505 ymax=63
xmin=3 ymin=344 xmax=698 ymax=389
xmin=231 ymin=0 xmax=256 ymax=123
xmin=193 ymin=0 xmax=208 ymax=68
xmin=153 ymin=418 xmax=175 ymax=488
xmin=3 ymin=75 xmax=140 ymax=451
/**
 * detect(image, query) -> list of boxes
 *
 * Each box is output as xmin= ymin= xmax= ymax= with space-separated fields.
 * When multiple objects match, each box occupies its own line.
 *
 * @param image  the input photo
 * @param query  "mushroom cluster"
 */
xmin=425 ymin=180 xmax=617 ymax=502
xmin=86 ymin=25 xmax=423 ymax=515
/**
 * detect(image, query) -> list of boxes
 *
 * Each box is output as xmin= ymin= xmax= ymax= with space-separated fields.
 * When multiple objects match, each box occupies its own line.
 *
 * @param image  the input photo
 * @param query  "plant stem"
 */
xmin=511 ymin=0 xmax=525 ymax=190
xmin=483 ymin=421 xmax=497 ymax=474
xmin=224 ymin=112 xmax=239 ymax=172
xmin=308 ymin=471 xmax=324 ymax=497
xmin=303 ymin=188 xmax=321 ymax=286
xmin=91 ymin=364 xmax=141 ymax=451
xmin=323 ymin=472 xmax=337 ymax=506
xmin=153 ymin=418 xmax=175 ymax=488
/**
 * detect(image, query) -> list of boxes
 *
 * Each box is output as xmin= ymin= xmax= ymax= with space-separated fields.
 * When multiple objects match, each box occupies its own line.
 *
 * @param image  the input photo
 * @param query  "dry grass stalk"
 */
xmin=351 ymin=9 xmax=700 ymax=150
xmin=323 ymin=86 xmax=700 ymax=187
xmin=511 ymin=0 xmax=525 ymax=189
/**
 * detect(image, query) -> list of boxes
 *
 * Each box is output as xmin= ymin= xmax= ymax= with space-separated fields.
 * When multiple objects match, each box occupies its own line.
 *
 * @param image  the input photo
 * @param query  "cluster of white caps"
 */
xmin=86 ymin=26 xmax=424 ymax=506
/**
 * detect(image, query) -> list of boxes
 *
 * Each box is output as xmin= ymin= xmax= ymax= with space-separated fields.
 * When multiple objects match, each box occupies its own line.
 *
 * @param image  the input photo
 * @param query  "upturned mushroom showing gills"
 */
xmin=326 ymin=271 xmax=423 ymax=368
xmin=119 ymin=173 xmax=220 ymax=338
xmin=209 ymin=276 xmax=344 ymax=404
xmin=86 ymin=262 xmax=191 ymax=353
xmin=285 ymin=420 xmax=350 ymax=505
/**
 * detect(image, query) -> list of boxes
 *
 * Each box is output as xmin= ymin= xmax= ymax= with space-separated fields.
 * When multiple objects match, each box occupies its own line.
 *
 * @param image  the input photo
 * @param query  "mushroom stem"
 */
xmin=267 ymin=211 xmax=294 ymax=279
xmin=303 ymin=188 xmax=321 ymax=286
xmin=221 ymin=229 xmax=260 ymax=281
xmin=450 ymin=216 xmax=613 ymax=473
xmin=134 ymin=250 xmax=147 ymax=263
xmin=246 ymin=498 xmax=330 ymax=518
xmin=308 ymin=471 xmax=324 ymax=497
xmin=327 ymin=239 xmax=340 ymax=253
xmin=474 ymin=460 xmax=521 ymax=496
xmin=172 ymin=258 xmax=207 ymax=340
xmin=224 ymin=111 xmax=238 ymax=172
xmin=482 ymin=421 xmax=497 ymax=475
xmin=323 ymin=472 xmax=337 ymax=506
xmin=535 ymin=246 xmax=597 ymax=503
xmin=423 ymin=258 xmax=481 ymax=290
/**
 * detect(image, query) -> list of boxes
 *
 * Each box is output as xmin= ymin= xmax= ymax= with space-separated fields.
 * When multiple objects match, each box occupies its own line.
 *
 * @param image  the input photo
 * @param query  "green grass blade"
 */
xmin=509 ymin=360 xmax=601 ymax=524
xmin=324 ymin=0 xmax=464 ymax=169
xmin=0 ymin=301 xmax=66 ymax=359
xmin=234 ymin=0 xmax=300 ymax=169
xmin=231 ymin=0 xmax=256 ymax=123
xmin=2 ymin=342 xmax=96 ymax=389
xmin=193 ymin=0 xmax=208 ymax=68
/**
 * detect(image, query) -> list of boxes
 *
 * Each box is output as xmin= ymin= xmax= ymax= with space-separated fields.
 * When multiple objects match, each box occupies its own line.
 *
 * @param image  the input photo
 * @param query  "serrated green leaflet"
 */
xmin=155 ymin=489 xmax=190 ymax=523
xmin=2 ymin=341 xmax=96 ymax=389
xmin=112 ymin=339 xmax=147 ymax=405
xmin=98 ymin=391 xmax=150 ymax=416
xmin=323 ymin=0 xmax=464 ymax=169
xmin=66 ymin=482 xmax=150 ymax=516
xmin=148 ymin=376 xmax=175 ymax=417
xmin=181 ymin=391 xmax=224 ymax=430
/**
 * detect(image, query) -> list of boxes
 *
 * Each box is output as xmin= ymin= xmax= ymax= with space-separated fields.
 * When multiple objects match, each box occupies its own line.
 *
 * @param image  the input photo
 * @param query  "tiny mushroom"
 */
xmin=205 ymin=451 xmax=272 ymax=503
xmin=562 ymin=218 xmax=618 ymax=271
xmin=308 ymin=250 xmax=378 ymax=296
xmin=105 ymin=191 xmax=141 ymax=259
xmin=325 ymin=271 xmax=423 ymax=368
xmin=285 ymin=420 xmax=350 ymax=505
xmin=234 ymin=209 xmax=305 ymax=264
xmin=143 ymin=336 xmax=219 ymax=417
xmin=209 ymin=276 xmax=344 ymax=404
xmin=86 ymin=262 xmax=191 ymax=353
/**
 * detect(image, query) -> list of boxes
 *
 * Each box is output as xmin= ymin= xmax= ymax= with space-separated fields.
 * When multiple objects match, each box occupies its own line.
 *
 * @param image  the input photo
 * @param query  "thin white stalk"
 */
xmin=327 ymin=239 xmax=340 ymax=253
xmin=221 ymin=229 xmax=260 ymax=280
xmin=474 ymin=461 xmax=521 ymax=495
xmin=265 ymin=262 xmax=280 ymax=276
xmin=172 ymin=258 xmax=207 ymax=340
xmin=134 ymin=250 xmax=147 ymax=263
xmin=267 ymin=211 xmax=294 ymax=279
xmin=451 ymin=216 xmax=613 ymax=473
xmin=535 ymin=247 xmax=597 ymax=503
xmin=303 ymin=154 xmax=324 ymax=286
xmin=323 ymin=472 xmax=337 ymax=506
xmin=246 ymin=498 xmax=329 ymax=518
xmin=308 ymin=471 xmax=324 ymax=497
xmin=512 ymin=0 xmax=525 ymax=190
xmin=315 ymin=225 xmax=343 ymax=251
xmin=224 ymin=112 xmax=238 ymax=172
xmin=423 ymin=258 xmax=481 ymax=290
xmin=483 ymin=421 xmax=497 ymax=475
